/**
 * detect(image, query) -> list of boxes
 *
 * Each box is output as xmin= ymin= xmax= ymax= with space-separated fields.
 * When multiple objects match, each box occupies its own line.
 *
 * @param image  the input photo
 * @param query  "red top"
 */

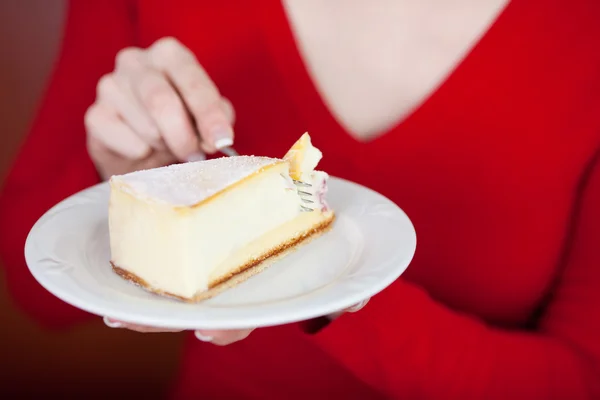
xmin=1 ymin=1 xmax=600 ymax=398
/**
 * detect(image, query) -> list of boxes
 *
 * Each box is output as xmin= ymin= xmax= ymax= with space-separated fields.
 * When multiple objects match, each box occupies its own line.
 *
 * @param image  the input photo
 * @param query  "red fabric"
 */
xmin=1 ymin=0 xmax=600 ymax=398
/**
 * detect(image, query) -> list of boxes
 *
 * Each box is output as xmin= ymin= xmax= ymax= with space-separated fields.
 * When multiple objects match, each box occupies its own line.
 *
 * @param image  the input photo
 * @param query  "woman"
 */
xmin=1 ymin=0 xmax=599 ymax=398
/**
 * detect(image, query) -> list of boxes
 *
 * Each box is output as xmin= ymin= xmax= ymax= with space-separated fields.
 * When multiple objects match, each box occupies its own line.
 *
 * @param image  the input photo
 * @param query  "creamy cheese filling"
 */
xmin=110 ymin=163 xmax=314 ymax=299
xmin=185 ymin=165 xmax=303 ymax=294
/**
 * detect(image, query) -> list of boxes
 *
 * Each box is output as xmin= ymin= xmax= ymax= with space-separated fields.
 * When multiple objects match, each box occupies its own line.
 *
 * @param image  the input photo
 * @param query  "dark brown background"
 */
xmin=0 ymin=1 xmax=184 ymax=397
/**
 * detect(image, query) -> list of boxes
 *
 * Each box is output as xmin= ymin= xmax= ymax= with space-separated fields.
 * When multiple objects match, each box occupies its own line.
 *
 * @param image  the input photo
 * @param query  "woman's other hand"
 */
xmin=85 ymin=37 xmax=235 ymax=180
xmin=103 ymin=298 xmax=370 ymax=345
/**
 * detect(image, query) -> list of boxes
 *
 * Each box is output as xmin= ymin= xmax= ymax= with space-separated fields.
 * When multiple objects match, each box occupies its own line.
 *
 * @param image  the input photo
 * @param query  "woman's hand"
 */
xmin=103 ymin=298 xmax=370 ymax=345
xmin=85 ymin=37 xmax=236 ymax=180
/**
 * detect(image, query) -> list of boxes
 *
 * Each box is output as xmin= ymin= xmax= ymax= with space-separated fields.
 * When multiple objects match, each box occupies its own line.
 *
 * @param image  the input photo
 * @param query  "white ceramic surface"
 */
xmin=25 ymin=177 xmax=416 ymax=330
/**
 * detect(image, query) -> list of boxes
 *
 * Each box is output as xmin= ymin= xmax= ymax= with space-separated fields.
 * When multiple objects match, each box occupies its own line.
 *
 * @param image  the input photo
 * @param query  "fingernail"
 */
xmin=103 ymin=316 xmax=123 ymax=328
xmin=186 ymin=152 xmax=206 ymax=162
xmin=211 ymin=126 xmax=234 ymax=150
xmin=347 ymin=299 xmax=369 ymax=313
xmin=194 ymin=331 xmax=214 ymax=342
xmin=214 ymin=137 xmax=233 ymax=150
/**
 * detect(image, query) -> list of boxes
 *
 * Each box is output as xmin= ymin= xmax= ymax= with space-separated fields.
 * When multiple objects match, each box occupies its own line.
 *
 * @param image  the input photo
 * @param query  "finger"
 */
xmin=186 ymin=150 xmax=207 ymax=162
xmin=221 ymin=96 xmax=236 ymax=126
xmin=115 ymin=45 xmax=203 ymax=161
xmin=198 ymin=97 xmax=236 ymax=154
xmin=326 ymin=298 xmax=371 ymax=321
xmin=197 ymin=97 xmax=236 ymax=153
xmin=103 ymin=317 xmax=183 ymax=333
xmin=147 ymin=37 xmax=234 ymax=152
xmin=346 ymin=298 xmax=370 ymax=313
xmin=194 ymin=328 xmax=254 ymax=346
xmin=85 ymin=102 xmax=151 ymax=159
xmin=133 ymin=67 xmax=205 ymax=162
xmin=96 ymin=72 xmax=162 ymax=150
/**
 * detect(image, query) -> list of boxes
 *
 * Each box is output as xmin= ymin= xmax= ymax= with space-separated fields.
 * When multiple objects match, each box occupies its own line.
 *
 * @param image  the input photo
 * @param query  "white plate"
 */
xmin=24 ymin=177 xmax=416 ymax=330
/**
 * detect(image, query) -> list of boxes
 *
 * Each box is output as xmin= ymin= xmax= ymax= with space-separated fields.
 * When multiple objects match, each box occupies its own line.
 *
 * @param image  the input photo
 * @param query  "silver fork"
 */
xmin=293 ymin=179 xmax=315 ymax=212
xmin=219 ymin=146 xmax=239 ymax=158
xmin=220 ymin=146 xmax=314 ymax=211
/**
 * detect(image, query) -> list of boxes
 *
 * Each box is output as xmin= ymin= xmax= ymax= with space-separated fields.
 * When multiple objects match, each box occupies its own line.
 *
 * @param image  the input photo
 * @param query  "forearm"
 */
xmin=306 ymin=279 xmax=598 ymax=399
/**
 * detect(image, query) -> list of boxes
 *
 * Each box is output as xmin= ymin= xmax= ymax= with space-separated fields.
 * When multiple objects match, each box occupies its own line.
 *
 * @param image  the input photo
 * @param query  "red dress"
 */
xmin=1 ymin=1 xmax=600 ymax=398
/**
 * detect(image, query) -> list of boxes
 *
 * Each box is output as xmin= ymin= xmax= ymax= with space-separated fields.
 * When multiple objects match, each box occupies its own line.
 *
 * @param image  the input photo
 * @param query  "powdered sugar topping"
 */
xmin=111 ymin=156 xmax=281 ymax=206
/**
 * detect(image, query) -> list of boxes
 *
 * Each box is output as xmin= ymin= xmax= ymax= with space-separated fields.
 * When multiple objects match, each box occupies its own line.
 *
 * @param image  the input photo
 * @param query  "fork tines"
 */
xmin=294 ymin=179 xmax=314 ymax=212
xmin=293 ymin=179 xmax=312 ymax=187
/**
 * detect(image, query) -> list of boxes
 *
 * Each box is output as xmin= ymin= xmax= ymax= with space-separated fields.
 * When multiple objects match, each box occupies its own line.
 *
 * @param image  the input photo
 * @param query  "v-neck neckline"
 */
xmin=260 ymin=0 xmax=517 ymax=151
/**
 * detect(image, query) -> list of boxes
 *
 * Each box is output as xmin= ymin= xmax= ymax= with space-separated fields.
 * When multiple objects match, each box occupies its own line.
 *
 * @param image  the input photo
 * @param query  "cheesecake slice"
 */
xmin=108 ymin=133 xmax=334 ymax=302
